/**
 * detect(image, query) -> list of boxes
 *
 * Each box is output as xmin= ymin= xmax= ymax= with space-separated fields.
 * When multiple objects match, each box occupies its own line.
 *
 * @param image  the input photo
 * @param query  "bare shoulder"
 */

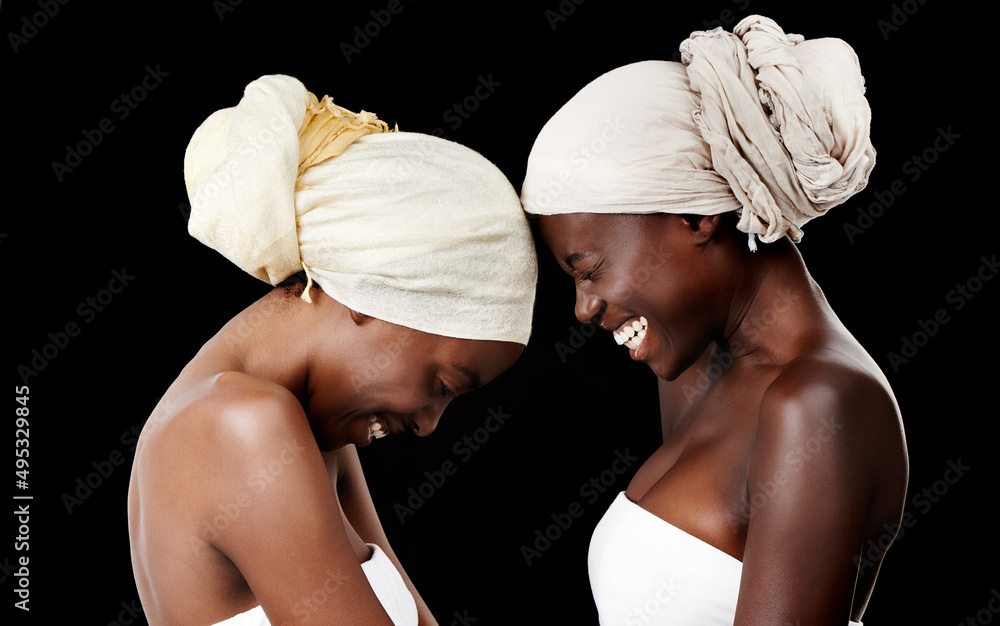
xmin=735 ymin=343 xmax=909 ymax=623
xmin=200 ymin=371 xmax=309 ymax=446
xmin=762 ymin=347 xmax=902 ymax=441
xmin=757 ymin=344 xmax=909 ymax=512
xmin=133 ymin=371 xmax=321 ymax=520
xmin=189 ymin=371 xmax=318 ymax=490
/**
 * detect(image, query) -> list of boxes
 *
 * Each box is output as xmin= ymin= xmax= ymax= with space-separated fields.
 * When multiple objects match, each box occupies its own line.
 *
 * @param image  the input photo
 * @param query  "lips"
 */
xmin=612 ymin=316 xmax=647 ymax=351
xmin=368 ymin=413 xmax=409 ymax=442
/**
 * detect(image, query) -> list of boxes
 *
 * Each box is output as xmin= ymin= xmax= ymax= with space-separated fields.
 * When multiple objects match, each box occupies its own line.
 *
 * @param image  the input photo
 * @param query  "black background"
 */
xmin=5 ymin=0 xmax=997 ymax=623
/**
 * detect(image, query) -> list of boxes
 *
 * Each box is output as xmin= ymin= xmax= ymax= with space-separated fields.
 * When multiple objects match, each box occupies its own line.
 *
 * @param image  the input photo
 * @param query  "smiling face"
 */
xmin=538 ymin=212 xmax=733 ymax=381
xmin=305 ymin=316 xmax=524 ymax=451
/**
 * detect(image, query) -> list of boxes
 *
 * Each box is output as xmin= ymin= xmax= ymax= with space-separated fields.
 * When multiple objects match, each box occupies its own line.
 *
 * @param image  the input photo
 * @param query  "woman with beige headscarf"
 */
xmin=128 ymin=75 xmax=537 ymax=625
xmin=521 ymin=15 xmax=907 ymax=625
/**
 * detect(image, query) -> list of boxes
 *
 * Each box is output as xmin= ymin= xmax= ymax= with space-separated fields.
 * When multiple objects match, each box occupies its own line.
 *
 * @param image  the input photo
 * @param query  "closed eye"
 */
xmin=578 ymin=259 xmax=603 ymax=283
xmin=440 ymin=381 xmax=459 ymax=400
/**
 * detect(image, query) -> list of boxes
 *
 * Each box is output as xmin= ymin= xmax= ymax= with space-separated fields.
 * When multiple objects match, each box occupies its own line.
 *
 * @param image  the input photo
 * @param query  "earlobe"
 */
xmin=348 ymin=309 xmax=370 ymax=325
xmin=691 ymin=214 xmax=722 ymax=245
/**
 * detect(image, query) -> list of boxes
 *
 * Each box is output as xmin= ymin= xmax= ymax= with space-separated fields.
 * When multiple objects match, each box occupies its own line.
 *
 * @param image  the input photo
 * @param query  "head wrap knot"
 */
xmin=184 ymin=75 xmax=537 ymax=344
xmin=681 ymin=15 xmax=875 ymax=243
xmin=297 ymin=93 xmax=395 ymax=184
xmin=521 ymin=15 xmax=875 ymax=247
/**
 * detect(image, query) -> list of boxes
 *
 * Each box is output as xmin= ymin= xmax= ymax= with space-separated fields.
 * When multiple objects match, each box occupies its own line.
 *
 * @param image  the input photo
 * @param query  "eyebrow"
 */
xmin=563 ymin=252 xmax=591 ymax=270
xmin=451 ymin=363 xmax=482 ymax=390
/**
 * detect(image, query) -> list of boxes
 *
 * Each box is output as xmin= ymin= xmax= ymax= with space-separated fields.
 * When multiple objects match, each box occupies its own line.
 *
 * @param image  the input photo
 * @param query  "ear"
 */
xmin=348 ymin=309 xmax=371 ymax=325
xmin=682 ymin=214 xmax=723 ymax=246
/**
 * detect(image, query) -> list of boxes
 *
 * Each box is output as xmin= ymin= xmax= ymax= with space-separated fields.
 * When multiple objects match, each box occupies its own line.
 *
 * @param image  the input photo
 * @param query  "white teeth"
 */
xmin=369 ymin=415 xmax=387 ymax=440
xmin=613 ymin=316 xmax=649 ymax=350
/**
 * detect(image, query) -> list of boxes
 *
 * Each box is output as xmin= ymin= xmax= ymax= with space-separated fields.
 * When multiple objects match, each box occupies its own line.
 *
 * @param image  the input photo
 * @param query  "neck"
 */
xmin=202 ymin=288 xmax=321 ymax=403
xmin=717 ymin=236 xmax=827 ymax=365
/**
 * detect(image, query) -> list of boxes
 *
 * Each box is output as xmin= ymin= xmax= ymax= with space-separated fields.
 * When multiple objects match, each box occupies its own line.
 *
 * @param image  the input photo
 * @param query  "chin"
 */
xmin=651 ymin=362 xmax=683 ymax=382
xmin=646 ymin=349 xmax=690 ymax=382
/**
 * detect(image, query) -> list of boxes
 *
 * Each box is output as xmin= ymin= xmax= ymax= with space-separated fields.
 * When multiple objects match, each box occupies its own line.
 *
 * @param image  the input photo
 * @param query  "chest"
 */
xmin=625 ymin=365 xmax=775 ymax=560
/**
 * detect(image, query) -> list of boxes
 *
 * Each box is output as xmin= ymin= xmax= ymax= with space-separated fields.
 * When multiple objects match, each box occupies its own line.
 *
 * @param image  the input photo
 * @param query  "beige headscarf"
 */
xmin=520 ymin=15 xmax=875 ymax=248
xmin=184 ymin=75 xmax=537 ymax=344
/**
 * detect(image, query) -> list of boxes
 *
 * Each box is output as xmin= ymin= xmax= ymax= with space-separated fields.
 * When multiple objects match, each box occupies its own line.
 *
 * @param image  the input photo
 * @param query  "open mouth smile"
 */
xmin=612 ymin=316 xmax=647 ymax=351
xmin=369 ymin=414 xmax=388 ymax=440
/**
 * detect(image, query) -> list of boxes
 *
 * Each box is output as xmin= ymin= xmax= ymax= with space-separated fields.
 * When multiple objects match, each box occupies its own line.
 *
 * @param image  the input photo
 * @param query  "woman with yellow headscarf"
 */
xmin=128 ymin=75 xmax=537 ymax=625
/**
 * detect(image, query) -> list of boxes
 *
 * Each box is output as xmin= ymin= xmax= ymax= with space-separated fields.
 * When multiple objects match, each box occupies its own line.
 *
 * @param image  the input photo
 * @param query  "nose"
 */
xmin=575 ymin=284 xmax=606 ymax=326
xmin=410 ymin=398 xmax=449 ymax=437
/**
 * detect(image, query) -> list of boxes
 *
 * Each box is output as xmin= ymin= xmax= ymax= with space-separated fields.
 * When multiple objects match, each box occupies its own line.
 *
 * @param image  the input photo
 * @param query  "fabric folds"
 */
xmin=184 ymin=75 xmax=537 ymax=345
xmin=521 ymin=15 xmax=875 ymax=245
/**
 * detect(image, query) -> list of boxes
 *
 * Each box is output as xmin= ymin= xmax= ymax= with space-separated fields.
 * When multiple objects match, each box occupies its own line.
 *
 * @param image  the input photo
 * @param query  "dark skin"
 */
xmin=128 ymin=285 xmax=522 ymax=626
xmin=538 ymin=212 xmax=908 ymax=625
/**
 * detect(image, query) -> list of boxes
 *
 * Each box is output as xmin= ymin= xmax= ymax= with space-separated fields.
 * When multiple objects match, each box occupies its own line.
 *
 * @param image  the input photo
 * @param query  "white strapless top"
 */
xmin=589 ymin=492 xmax=863 ymax=625
xmin=213 ymin=543 xmax=418 ymax=625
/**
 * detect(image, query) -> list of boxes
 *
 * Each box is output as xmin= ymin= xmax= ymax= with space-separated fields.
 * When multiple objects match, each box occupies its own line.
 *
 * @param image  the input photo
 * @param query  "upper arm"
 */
xmin=333 ymin=446 xmax=439 ymax=626
xmin=203 ymin=388 xmax=395 ymax=625
xmin=735 ymin=365 xmax=885 ymax=626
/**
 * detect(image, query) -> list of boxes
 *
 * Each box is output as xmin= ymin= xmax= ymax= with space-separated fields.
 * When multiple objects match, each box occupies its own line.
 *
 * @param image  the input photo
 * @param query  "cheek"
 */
xmin=601 ymin=247 xmax=681 ymax=311
xmin=599 ymin=264 xmax=651 ymax=310
xmin=375 ymin=366 xmax=430 ymax=413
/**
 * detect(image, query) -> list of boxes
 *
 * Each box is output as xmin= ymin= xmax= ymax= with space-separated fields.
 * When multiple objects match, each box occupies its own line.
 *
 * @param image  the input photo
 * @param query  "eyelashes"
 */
xmin=577 ymin=259 xmax=604 ymax=283
xmin=440 ymin=381 xmax=459 ymax=400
